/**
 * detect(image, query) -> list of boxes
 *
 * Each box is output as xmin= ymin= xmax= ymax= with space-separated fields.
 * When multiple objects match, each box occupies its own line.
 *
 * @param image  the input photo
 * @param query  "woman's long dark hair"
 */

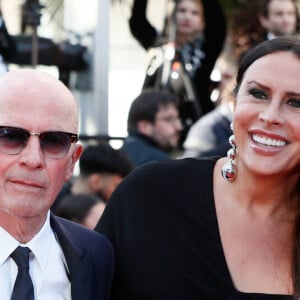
xmin=235 ymin=36 xmax=300 ymax=93
xmin=234 ymin=36 xmax=300 ymax=299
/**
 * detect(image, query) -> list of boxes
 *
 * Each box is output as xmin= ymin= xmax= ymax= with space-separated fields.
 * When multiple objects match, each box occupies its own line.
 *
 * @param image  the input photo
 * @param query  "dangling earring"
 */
xmin=221 ymin=133 xmax=237 ymax=181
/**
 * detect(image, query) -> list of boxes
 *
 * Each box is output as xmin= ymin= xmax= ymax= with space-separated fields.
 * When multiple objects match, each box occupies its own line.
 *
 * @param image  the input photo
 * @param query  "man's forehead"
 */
xmin=0 ymin=70 xmax=74 ymax=103
xmin=268 ymin=0 xmax=296 ymax=10
xmin=156 ymin=105 xmax=179 ymax=118
xmin=0 ymin=69 xmax=67 ymax=94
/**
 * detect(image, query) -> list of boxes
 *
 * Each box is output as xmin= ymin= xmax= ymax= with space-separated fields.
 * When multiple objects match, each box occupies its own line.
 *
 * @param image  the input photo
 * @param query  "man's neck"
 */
xmin=0 ymin=212 xmax=47 ymax=243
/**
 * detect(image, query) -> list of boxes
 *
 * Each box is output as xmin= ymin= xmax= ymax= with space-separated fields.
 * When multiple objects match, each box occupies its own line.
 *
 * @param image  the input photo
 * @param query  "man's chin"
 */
xmin=278 ymin=31 xmax=296 ymax=37
xmin=163 ymin=144 xmax=178 ymax=153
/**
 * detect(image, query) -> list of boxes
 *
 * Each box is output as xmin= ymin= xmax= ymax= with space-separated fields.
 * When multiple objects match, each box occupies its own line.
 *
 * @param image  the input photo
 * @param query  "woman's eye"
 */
xmin=177 ymin=8 xmax=186 ymax=14
xmin=286 ymin=98 xmax=300 ymax=108
xmin=249 ymin=88 xmax=268 ymax=99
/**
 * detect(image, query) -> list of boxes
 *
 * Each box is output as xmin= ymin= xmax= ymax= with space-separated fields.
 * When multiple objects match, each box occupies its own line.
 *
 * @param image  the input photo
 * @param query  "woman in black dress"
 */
xmin=96 ymin=37 xmax=300 ymax=299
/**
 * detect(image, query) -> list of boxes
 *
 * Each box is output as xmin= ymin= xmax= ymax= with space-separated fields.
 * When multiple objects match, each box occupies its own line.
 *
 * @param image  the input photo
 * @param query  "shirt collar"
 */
xmin=25 ymin=211 xmax=52 ymax=270
xmin=267 ymin=32 xmax=277 ymax=40
xmin=0 ymin=211 xmax=52 ymax=270
xmin=0 ymin=226 xmax=19 ymax=267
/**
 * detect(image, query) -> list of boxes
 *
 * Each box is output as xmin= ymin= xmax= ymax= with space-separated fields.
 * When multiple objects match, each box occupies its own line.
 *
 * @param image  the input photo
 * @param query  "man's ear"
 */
xmin=65 ymin=144 xmax=83 ymax=181
xmin=88 ymin=173 xmax=104 ymax=192
xmin=137 ymin=120 xmax=154 ymax=136
xmin=259 ymin=15 xmax=269 ymax=30
xmin=232 ymin=97 xmax=236 ymax=112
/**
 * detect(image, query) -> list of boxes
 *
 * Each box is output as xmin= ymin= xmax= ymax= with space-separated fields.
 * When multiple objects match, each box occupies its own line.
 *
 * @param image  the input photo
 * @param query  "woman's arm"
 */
xmin=202 ymin=0 xmax=227 ymax=60
xmin=193 ymin=0 xmax=227 ymax=114
xmin=0 ymin=17 xmax=16 ymax=61
xmin=129 ymin=0 xmax=158 ymax=50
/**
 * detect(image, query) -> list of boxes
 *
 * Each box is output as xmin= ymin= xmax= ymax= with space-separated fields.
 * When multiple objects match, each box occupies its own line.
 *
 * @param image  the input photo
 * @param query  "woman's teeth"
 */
xmin=252 ymin=134 xmax=286 ymax=147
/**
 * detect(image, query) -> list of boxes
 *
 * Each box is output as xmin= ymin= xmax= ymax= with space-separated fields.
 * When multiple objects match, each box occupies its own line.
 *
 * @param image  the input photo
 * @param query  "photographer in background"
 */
xmin=129 ymin=0 xmax=226 ymax=117
xmin=0 ymin=11 xmax=16 ymax=74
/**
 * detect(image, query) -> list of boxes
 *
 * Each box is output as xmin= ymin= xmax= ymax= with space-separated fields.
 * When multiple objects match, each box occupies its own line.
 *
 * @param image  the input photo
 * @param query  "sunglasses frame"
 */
xmin=0 ymin=126 xmax=79 ymax=159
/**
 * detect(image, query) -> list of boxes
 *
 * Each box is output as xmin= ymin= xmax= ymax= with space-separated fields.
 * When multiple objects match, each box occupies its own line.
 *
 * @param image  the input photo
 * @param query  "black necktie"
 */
xmin=10 ymin=246 xmax=34 ymax=300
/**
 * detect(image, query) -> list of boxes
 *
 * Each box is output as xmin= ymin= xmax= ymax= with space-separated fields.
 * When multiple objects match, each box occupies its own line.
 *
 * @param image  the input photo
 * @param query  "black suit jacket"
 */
xmin=50 ymin=214 xmax=114 ymax=300
xmin=121 ymin=133 xmax=170 ymax=167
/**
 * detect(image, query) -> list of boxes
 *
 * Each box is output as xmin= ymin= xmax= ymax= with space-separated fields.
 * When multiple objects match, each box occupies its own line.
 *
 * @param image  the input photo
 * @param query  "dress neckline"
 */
xmin=209 ymin=158 xmax=292 ymax=299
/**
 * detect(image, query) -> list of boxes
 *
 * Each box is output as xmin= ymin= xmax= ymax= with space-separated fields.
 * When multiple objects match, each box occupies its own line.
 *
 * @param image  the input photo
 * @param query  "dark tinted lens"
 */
xmin=40 ymin=132 xmax=72 ymax=158
xmin=0 ymin=127 xmax=29 ymax=154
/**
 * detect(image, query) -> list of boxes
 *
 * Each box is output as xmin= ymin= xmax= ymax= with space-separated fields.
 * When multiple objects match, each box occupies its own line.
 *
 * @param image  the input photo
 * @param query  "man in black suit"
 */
xmin=0 ymin=69 xmax=114 ymax=299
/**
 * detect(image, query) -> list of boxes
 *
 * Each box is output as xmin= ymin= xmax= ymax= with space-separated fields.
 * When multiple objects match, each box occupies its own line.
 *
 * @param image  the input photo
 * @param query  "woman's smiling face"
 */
xmin=233 ymin=51 xmax=300 ymax=177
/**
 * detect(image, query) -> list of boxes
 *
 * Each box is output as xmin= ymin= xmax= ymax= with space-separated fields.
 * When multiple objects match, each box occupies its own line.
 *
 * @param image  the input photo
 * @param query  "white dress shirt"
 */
xmin=0 ymin=211 xmax=71 ymax=300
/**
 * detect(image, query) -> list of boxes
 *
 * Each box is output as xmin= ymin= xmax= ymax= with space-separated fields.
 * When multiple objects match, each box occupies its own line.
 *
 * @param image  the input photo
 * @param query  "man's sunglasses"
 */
xmin=0 ymin=126 xmax=78 ymax=159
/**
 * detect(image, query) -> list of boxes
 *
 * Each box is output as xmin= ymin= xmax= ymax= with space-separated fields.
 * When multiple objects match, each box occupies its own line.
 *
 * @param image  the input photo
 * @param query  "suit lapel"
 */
xmin=50 ymin=214 xmax=93 ymax=300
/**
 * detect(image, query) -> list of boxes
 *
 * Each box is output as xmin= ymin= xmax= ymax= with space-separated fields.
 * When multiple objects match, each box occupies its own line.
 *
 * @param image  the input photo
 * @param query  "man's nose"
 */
xmin=18 ymin=136 xmax=45 ymax=169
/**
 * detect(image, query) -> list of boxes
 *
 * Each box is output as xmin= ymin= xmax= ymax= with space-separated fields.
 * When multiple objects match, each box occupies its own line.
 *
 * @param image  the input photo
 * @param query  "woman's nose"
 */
xmin=258 ymin=103 xmax=284 ymax=126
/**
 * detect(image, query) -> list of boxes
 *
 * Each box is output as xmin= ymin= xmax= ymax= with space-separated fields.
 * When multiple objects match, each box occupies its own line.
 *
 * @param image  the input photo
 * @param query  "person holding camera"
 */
xmin=129 ymin=0 xmax=226 ymax=116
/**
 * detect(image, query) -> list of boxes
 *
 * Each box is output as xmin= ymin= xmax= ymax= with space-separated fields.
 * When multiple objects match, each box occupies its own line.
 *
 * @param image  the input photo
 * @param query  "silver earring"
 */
xmin=221 ymin=134 xmax=237 ymax=181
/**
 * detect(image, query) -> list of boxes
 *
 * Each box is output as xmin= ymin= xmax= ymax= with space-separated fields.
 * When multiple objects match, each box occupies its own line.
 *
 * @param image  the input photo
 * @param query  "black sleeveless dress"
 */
xmin=96 ymin=157 xmax=292 ymax=300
